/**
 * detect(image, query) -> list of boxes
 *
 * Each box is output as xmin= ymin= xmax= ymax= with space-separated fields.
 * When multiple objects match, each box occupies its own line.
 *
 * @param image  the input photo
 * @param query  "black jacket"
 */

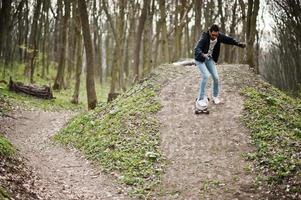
xmin=194 ymin=31 xmax=240 ymax=63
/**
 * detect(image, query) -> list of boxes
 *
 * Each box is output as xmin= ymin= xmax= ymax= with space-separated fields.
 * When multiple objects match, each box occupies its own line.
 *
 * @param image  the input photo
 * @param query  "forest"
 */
xmin=0 ymin=0 xmax=300 ymax=199
xmin=0 ymin=0 xmax=299 ymax=109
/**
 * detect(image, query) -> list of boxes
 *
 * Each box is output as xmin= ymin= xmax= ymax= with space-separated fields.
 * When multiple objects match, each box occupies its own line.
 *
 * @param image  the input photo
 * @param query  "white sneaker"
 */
xmin=196 ymin=97 xmax=208 ymax=110
xmin=212 ymin=97 xmax=221 ymax=104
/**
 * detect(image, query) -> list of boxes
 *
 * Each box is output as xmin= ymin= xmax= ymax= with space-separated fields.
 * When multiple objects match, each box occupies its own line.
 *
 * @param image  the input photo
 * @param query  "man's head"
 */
xmin=209 ymin=24 xmax=219 ymax=40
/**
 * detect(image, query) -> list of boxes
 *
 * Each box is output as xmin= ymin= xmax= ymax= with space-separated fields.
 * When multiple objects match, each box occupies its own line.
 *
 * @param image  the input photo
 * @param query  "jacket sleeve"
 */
xmin=219 ymin=33 xmax=239 ymax=46
xmin=194 ymin=32 xmax=206 ymax=60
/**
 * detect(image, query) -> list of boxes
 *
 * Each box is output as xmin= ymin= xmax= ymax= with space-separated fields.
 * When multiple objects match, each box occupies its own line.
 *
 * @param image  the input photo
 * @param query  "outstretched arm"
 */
xmin=219 ymin=33 xmax=246 ymax=47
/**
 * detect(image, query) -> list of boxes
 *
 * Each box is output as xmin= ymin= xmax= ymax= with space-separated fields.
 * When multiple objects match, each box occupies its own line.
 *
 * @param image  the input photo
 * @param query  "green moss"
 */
xmin=0 ymin=135 xmax=15 ymax=156
xmin=0 ymin=187 xmax=11 ymax=200
xmin=241 ymin=83 xmax=301 ymax=191
xmin=55 ymin=78 xmax=164 ymax=198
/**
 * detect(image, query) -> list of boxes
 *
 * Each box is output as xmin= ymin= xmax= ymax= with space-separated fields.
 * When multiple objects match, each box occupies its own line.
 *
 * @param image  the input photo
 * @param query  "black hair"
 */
xmin=210 ymin=24 xmax=219 ymax=32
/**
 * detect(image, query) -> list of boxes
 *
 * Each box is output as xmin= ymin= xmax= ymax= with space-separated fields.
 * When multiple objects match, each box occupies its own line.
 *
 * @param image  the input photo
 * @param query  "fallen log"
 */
xmin=0 ymin=80 xmax=7 ymax=85
xmin=8 ymin=78 xmax=54 ymax=99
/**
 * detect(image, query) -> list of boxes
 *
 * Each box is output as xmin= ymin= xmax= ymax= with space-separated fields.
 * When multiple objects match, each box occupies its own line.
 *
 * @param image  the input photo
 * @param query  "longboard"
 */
xmin=195 ymin=108 xmax=209 ymax=114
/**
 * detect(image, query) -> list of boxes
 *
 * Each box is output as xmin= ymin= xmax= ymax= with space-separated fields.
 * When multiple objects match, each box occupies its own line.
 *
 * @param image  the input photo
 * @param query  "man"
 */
xmin=194 ymin=24 xmax=245 ymax=108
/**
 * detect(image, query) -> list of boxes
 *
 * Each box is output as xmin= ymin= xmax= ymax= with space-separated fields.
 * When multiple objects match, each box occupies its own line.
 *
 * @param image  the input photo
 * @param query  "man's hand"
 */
xmin=202 ymin=53 xmax=210 ymax=59
xmin=237 ymin=42 xmax=246 ymax=48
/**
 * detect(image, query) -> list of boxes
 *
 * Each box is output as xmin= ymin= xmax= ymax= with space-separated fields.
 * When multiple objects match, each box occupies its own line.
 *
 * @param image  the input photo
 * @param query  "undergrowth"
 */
xmin=0 ymin=95 xmax=15 ymax=157
xmin=0 ymin=187 xmax=11 ymax=200
xmin=0 ymin=135 xmax=15 ymax=157
xmin=242 ymin=81 xmax=301 ymax=197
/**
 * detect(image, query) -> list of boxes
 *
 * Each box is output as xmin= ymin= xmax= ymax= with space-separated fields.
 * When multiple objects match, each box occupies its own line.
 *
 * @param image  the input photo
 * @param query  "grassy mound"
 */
xmin=0 ymin=135 xmax=15 ymax=157
xmin=54 ymin=67 xmax=174 ymax=197
xmin=0 ymin=94 xmax=15 ymax=157
xmin=0 ymin=187 xmax=11 ymax=200
xmin=242 ymin=82 xmax=301 ymax=198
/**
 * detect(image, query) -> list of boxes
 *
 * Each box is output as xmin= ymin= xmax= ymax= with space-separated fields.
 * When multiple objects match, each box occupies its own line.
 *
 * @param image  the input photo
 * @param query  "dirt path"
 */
xmin=157 ymin=64 xmax=259 ymax=199
xmin=2 ymin=110 xmax=129 ymax=200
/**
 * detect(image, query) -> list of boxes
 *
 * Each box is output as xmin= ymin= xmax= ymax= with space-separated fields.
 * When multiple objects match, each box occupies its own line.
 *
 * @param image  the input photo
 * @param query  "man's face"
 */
xmin=209 ymin=31 xmax=219 ymax=40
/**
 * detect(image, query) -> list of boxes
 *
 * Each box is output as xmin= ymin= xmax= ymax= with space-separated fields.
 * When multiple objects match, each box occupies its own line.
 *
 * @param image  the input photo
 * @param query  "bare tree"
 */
xmin=71 ymin=2 xmax=83 ymax=104
xmin=133 ymin=0 xmax=150 ymax=83
xmin=159 ymin=0 xmax=170 ymax=63
xmin=238 ymin=0 xmax=247 ymax=63
xmin=53 ymin=0 xmax=70 ymax=89
xmin=0 ymin=0 xmax=12 ymax=62
xmin=228 ymin=0 xmax=238 ymax=63
xmin=78 ymin=0 xmax=97 ymax=109
xmin=246 ymin=0 xmax=260 ymax=72
xmin=194 ymin=0 xmax=203 ymax=42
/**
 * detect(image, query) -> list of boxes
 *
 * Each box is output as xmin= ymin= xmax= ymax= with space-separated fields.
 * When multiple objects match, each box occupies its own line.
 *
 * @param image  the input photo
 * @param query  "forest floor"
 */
xmin=1 ymin=63 xmax=299 ymax=199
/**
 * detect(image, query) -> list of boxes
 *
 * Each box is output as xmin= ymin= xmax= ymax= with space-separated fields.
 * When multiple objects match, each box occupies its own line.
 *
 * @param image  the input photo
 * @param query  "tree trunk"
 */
xmin=143 ymin=0 xmax=153 ymax=77
xmin=228 ymin=0 xmax=238 ymax=63
xmin=118 ymin=0 xmax=126 ymax=92
xmin=124 ymin=14 xmax=135 ymax=80
xmin=102 ymin=0 xmax=118 ymax=97
xmin=153 ymin=20 xmax=161 ymax=68
xmin=17 ymin=1 xmax=26 ymax=63
xmin=238 ymin=0 xmax=247 ymax=63
xmin=71 ymin=4 xmax=83 ymax=104
xmin=98 ymin=30 xmax=103 ymax=85
xmin=133 ymin=0 xmax=149 ymax=83
xmin=53 ymin=0 xmax=63 ymax=64
xmin=204 ymin=0 xmax=215 ymax=30
xmin=159 ymin=0 xmax=170 ymax=64
xmin=41 ymin=0 xmax=50 ymax=78
xmin=194 ymin=0 xmax=203 ymax=42
xmin=66 ymin=2 xmax=76 ymax=89
xmin=92 ymin=0 xmax=99 ymax=80
xmin=173 ymin=0 xmax=179 ymax=60
xmin=246 ymin=0 xmax=260 ymax=72
xmin=23 ymin=1 xmax=30 ymax=63
xmin=185 ymin=14 xmax=191 ymax=57
xmin=217 ymin=0 xmax=226 ymax=32
xmin=217 ymin=0 xmax=227 ymax=63
xmin=0 ymin=0 xmax=12 ymax=61
xmin=53 ymin=0 xmax=70 ymax=90
xmin=28 ymin=0 xmax=42 ymax=83
xmin=0 ymin=0 xmax=12 ymax=78
xmin=78 ymin=0 xmax=97 ymax=109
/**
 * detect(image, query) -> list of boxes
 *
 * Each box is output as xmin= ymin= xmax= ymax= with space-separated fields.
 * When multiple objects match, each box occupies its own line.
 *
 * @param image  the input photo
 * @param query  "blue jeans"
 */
xmin=196 ymin=58 xmax=219 ymax=100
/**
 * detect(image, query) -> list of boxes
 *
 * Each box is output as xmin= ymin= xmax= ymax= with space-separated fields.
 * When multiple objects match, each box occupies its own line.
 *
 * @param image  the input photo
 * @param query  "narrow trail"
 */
xmin=2 ymin=110 xmax=129 ymax=200
xmin=157 ymin=64 xmax=259 ymax=199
